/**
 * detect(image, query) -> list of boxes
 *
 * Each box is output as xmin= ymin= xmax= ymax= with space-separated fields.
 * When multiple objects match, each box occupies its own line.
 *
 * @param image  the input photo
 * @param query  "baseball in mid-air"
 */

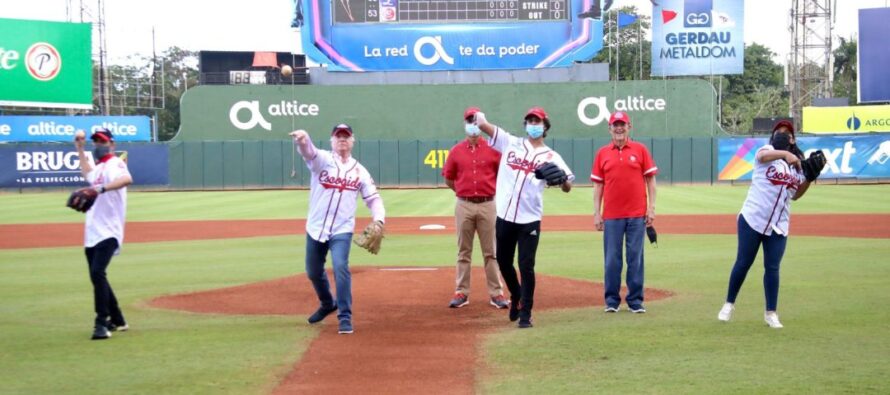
xmin=281 ymin=65 xmax=293 ymax=77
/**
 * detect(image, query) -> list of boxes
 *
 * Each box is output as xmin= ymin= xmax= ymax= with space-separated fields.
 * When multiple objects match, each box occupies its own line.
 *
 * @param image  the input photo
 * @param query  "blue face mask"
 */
xmin=464 ymin=123 xmax=481 ymax=136
xmin=526 ymin=124 xmax=545 ymax=139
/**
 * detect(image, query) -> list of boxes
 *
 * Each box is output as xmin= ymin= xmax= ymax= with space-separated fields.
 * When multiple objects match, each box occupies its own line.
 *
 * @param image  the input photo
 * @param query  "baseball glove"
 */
xmin=646 ymin=226 xmax=658 ymax=245
xmin=534 ymin=162 xmax=568 ymax=186
xmin=801 ymin=150 xmax=827 ymax=182
xmin=353 ymin=220 xmax=385 ymax=255
xmin=66 ymin=187 xmax=99 ymax=213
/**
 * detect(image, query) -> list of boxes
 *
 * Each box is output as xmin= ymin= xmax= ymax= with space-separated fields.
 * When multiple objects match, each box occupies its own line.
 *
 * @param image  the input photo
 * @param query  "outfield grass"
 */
xmin=484 ymin=233 xmax=890 ymax=394
xmin=1 ymin=184 xmax=888 ymax=224
xmin=1 ymin=187 xmax=889 ymax=394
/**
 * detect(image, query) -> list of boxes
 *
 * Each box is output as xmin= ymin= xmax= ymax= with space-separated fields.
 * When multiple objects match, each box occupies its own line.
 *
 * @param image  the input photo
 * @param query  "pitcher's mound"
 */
xmin=150 ymin=267 xmax=671 ymax=394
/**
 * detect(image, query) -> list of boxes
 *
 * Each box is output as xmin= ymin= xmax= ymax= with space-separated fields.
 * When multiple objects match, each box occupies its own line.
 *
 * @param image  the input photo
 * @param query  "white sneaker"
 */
xmin=717 ymin=302 xmax=734 ymax=322
xmin=764 ymin=311 xmax=784 ymax=328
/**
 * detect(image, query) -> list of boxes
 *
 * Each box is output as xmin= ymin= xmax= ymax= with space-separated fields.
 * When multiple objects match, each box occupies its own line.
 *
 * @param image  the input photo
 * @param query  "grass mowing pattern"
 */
xmin=1 ymin=185 xmax=888 ymax=394
xmin=1 ymin=184 xmax=888 ymax=224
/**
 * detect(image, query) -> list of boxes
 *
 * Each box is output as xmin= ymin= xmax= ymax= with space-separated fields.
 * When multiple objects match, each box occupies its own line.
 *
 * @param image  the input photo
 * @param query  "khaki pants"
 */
xmin=454 ymin=199 xmax=503 ymax=297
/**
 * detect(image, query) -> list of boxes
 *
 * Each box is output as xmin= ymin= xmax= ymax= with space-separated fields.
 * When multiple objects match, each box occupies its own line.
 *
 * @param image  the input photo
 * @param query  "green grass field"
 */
xmin=1 ymin=185 xmax=888 ymax=394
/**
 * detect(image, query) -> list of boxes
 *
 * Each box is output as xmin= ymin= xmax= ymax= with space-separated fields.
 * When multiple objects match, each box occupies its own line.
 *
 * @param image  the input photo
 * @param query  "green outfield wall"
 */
xmin=166 ymin=137 xmax=716 ymax=189
xmin=176 ymin=80 xmax=718 ymax=141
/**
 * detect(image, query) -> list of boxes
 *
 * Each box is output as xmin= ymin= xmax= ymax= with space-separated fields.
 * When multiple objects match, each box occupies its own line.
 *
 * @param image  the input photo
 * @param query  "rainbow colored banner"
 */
xmin=717 ymin=136 xmax=890 ymax=180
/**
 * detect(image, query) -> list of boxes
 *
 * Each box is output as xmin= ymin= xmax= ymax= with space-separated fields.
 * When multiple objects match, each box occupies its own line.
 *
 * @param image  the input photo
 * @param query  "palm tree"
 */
xmin=832 ymin=37 xmax=857 ymax=101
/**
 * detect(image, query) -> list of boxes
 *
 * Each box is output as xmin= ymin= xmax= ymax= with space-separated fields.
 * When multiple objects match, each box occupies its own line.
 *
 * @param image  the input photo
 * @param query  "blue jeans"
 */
xmin=305 ymin=233 xmax=353 ymax=321
xmin=725 ymin=215 xmax=787 ymax=311
xmin=603 ymin=217 xmax=646 ymax=308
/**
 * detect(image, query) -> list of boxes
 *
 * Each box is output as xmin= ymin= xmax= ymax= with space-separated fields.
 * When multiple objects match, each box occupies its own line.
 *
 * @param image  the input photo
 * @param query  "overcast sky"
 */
xmin=2 ymin=0 xmax=887 ymax=65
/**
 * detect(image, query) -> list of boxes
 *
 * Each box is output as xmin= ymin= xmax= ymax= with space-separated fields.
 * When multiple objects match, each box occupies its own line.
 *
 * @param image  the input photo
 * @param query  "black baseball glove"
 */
xmin=534 ymin=162 xmax=568 ymax=186
xmin=66 ymin=187 xmax=99 ymax=213
xmin=801 ymin=150 xmax=827 ymax=182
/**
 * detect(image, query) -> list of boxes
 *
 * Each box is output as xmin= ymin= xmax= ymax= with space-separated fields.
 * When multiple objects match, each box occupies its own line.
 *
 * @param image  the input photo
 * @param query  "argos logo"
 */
xmin=847 ymin=114 xmax=861 ymax=131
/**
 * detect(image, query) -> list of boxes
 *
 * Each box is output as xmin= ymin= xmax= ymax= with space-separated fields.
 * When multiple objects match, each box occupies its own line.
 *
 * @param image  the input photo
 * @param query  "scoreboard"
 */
xmin=300 ymin=0 xmax=603 ymax=71
xmin=334 ymin=0 xmax=570 ymax=23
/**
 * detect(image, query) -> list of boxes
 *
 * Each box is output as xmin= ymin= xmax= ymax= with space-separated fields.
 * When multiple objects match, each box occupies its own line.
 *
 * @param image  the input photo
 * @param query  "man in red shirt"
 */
xmin=591 ymin=111 xmax=658 ymax=314
xmin=442 ymin=107 xmax=509 ymax=309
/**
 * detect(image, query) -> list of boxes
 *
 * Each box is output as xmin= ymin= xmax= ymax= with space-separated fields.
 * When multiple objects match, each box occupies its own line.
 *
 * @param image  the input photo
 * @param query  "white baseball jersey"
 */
xmin=305 ymin=149 xmax=380 ymax=242
xmin=488 ymin=127 xmax=574 ymax=224
xmin=739 ymin=145 xmax=804 ymax=236
xmin=84 ymin=156 xmax=130 ymax=253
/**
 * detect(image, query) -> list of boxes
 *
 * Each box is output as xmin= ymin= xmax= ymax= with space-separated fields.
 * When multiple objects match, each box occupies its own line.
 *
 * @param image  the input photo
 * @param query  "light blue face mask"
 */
xmin=526 ymin=124 xmax=545 ymax=139
xmin=464 ymin=123 xmax=481 ymax=136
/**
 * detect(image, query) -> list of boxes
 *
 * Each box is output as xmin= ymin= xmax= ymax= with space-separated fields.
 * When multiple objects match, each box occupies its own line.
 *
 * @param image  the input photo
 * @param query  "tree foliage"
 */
xmin=586 ymin=9 xmax=787 ymax=134
xmin=719 ymin=43 xmax=786 ymax=134
xmin=589 ymin=6 xmax=652 ymax=81
xmin=831 ymin=37 xmax=857 ymax=103
xmin=101 ymin=46 xmax=197 ymax=141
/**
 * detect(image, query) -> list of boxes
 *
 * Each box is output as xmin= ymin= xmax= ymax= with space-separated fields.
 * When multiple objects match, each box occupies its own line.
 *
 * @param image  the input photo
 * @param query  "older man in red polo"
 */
xmin=442 ymin=107 xmax=509 ymax=309
xmin=591 ymin=111 xmax=658 ymax=314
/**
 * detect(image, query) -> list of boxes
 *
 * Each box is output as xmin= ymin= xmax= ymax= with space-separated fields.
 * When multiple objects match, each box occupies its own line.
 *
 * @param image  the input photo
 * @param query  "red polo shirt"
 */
xmin=442 ymin=138 xmax=500 ymax=198
xmin=590 ymin=140 xmax=658 ymax=219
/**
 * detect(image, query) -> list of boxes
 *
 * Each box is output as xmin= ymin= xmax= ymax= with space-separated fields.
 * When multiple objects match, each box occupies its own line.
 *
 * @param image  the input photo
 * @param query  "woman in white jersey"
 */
xmin=290 ymin=124 xmax=385 ymax=335
xmin=474 ymin=107 xmax=574 ymax=329
xmin=717 ymin=120 xmax=813 ymax=328
xmin=75 ymin=129 xmax=133 ymax=340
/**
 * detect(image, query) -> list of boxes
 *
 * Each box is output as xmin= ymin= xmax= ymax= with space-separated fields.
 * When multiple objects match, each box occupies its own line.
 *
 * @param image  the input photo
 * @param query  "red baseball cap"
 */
xmin=772 ymin=120 xmax=795 ymax=135
xmin=525 ymin=107 xmax=548 ymax=121
xmin=608 ymin=111 xmax=631 ymax=125
xmin=331 ymin=123 xmax=353 ymax=137
xmin=463 ymin=107 xmax=480 ymax=121
xmin=90 ymin=129 xmax=114 ymax=142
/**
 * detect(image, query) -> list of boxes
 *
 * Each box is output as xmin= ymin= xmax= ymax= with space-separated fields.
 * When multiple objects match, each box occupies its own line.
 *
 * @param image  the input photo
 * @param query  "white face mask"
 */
xmin=464 ymin=123 xmax=481 ymax=136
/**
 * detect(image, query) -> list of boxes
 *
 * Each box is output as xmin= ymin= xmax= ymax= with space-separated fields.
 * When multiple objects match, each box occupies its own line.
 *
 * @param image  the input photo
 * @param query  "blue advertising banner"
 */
xmin=717 ymin=136 xmax=890 ymax=181
xmin=0 ymin=116 xmax=152 ymax=143
xmin=0 ymin=143 xmax=169 ymax=188
xmin=858 ymin=8 xmax=890 ymax=103
xmin=298 ymin=0 xmax=604 ymax=71
xmin=651 ymin=0 xmax=744 ymax=76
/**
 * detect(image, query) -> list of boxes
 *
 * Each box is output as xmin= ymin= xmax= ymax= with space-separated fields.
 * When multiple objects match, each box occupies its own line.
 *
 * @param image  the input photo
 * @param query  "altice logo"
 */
xmin=847 ymin=113 xmax=861 ymax=131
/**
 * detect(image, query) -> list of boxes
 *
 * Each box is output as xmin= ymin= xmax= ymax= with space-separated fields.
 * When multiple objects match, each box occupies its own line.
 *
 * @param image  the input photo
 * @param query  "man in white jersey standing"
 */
xmin=474 ymin=107 xmax=574 ymax=329
xmin=717 ymin=120 xmax=814 ymax=328
xmin=75 ymin=129 xmax=133 ymax=340
xmin=290 ymin=124 xmax=386 ymax=335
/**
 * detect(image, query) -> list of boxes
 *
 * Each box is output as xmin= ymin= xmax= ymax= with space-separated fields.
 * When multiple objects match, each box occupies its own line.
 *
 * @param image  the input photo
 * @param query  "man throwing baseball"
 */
xmin=74 ymin=129 xmax=133 ymax=340
xmin=291 ymin=124 xmax=385 ymax=335
xmin=474 ymin=107 xmax=574 ymax=328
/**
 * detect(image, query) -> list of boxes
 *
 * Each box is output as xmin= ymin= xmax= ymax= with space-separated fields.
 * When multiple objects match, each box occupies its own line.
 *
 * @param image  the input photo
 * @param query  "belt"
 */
xmin=458 ymin=196 xmax=494 ymax=203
